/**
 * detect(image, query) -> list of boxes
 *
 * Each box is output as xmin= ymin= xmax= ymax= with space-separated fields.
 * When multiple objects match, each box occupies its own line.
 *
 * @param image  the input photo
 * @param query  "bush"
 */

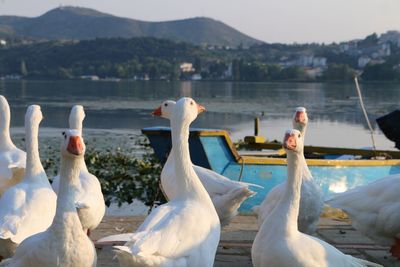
xmin=44 ymin=137 xmax=166 ymax=208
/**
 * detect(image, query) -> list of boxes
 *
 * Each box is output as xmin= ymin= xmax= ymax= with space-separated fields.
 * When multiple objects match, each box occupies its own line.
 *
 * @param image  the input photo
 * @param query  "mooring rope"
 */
xmin=354 ymin=76 xmax=377 ymax=152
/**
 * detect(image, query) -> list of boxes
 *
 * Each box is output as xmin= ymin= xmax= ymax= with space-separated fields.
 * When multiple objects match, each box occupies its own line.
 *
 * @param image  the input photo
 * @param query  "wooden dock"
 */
xmin=92 ymin=215 xmax=398 ymax=267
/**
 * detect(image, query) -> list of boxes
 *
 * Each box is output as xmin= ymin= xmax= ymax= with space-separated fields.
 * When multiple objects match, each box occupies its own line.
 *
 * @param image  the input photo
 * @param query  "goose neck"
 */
xmin=275 ymin=151 xmax=303 ymax=235
xmin=0 ymin=108 xmax=13 ymax=150
xmin=0 ymin=130 xmax=13 ymax=150
xmin=24 ymin=120 xmax=45 ymax=181
xmin=170 ymin=116 xmax=209 ymax=201
xmin=52 ymin=154 xmax=82 ymax=227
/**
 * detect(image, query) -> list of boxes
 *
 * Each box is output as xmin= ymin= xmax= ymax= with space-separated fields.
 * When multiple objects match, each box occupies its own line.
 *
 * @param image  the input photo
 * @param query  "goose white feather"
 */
xmin=255 ymin=107 xmax=323 ymax=234
xmin=157 ymin=100 xmax=255 ymax=226
xmin=251 ymin=129 xmax=383 ymax=267
xmin=52 ymin=105 xmax=105 ymax=233
xmin=1 ymin=130 xmax=97 ymax=267
xmin=0 ymin=96 xmax=26 ymax=196
xmin=327 ymin=174 xmax=400 ymax=258
xmin=100 ymin=97 xmax=220 ymax=267
xmin=0 ymin=105 xmax=56 ymax=259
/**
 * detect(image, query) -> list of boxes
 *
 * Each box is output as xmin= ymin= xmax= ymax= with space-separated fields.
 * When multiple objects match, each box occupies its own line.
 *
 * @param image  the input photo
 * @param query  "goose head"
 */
xmin=69 ymin=105 xmax=85 ymax=133
xmin=25 ymin=105 xmax=43 ymax=128
xmin=152 ymin=100 xmax=176 ymax=119
xmin=61 ymin=129 xmax=85 ymax=158
xmin=292 ymin=107 xmax=308 ymax=133
xmin=173 ymin=97 xmax=205 ymax=124
xmin=283 ymin=129 xmax=303 ymax=154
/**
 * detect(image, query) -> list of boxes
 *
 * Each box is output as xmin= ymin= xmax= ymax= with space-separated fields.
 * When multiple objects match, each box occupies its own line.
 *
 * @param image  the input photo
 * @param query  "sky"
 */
xmin=1 ymin=0 xmax=400 ymax=44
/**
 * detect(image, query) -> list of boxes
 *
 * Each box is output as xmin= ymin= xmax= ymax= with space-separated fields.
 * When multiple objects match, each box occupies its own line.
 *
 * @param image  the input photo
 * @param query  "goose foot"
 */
xmin=390 ymin=237 xmax=400 ymax=259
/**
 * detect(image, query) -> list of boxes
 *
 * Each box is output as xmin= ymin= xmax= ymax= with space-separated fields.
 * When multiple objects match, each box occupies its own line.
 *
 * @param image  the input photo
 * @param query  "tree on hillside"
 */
xmin=361 ymin=63 xmax=399 ymax=81
xmin=322 ymin=64 xmax=355 ymax=81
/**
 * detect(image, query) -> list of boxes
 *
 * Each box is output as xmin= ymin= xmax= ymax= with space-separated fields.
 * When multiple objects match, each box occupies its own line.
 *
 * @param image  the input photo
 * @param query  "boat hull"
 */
xmin=142 ymin=127 xmax=400 ymax=212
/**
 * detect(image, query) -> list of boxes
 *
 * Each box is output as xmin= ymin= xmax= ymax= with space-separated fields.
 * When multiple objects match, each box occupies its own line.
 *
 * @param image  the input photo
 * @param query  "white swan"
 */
xmin=251 ymin=129 xmax=382 ymax=267
xmin=0 ymin=96 xmax=26 ymax=196
xmin=100 ymin=97 xmax=220 ymax=267
xmin=153 ymin=100 xmax=255 ymax=226
xmin=0 ymin=105 xmax=56 ymax=259
xmin=255 ymin=107 xmax=323 ymax=234
xmin=52 ymin=105 xmax=105 ymax=235
xmin=327 ymin=174 xmax=400 ymax=259
xmin=0 ymin=130 xmax=97 ymax=267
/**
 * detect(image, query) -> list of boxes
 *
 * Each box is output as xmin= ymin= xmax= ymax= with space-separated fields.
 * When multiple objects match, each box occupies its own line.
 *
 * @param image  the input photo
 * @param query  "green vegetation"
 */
xmin=1 ymin=33 xmax=400 ymax=82
xmin=44 ymin=137 xmax=166 ymax=208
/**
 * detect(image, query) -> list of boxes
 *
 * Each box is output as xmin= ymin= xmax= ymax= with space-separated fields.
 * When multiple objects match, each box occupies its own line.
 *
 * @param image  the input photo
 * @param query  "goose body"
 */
xmin=327 ymin=174 xmax=400 ymax=258
xmin=157 ymin=100 xmax=255 ymax=226
xmin=52 ymin=105 xmax=105 ymax=233
xmin=0 ymin=105 xmax=56 ymax=259
xmin=0 ymin=96 xmax=26 ymax=196
xmin=1 ymin=130 xmax=97 ymax=267
xmin=255 ymin=107 xmax=323 ymax=234
xmin=251 ymin=129 xmax=382 ymax=267
xmin=102 ymin=98 xmax=220 ymax=267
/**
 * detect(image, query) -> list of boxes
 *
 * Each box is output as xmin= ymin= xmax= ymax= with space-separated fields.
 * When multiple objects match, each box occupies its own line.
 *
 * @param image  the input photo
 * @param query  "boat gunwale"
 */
xmin=142 ymin=127 xmax=400 ymax=167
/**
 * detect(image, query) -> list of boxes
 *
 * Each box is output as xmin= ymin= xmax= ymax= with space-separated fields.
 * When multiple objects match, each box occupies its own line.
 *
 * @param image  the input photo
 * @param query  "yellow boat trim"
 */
xmin=237 ymin=156 xmax=400 ymax=166
xmin=198 ymin=130 xmax=400 ymax=166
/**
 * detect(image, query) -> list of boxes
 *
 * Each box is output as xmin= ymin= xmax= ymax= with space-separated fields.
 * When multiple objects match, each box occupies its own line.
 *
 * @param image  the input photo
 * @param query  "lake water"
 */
xmin=1 ymin=80 xmax=399 ymax=150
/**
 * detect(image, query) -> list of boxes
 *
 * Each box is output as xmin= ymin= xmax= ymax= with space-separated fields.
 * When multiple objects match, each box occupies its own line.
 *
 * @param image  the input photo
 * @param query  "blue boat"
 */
xmin=142 ymin=126 xmax=400 ymax=212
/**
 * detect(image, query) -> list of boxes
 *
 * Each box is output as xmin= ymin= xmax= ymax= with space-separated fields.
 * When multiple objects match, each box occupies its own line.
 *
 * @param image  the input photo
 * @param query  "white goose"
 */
xmin=255 ymin=107 xmax=323 ymax=234
xmin=154 ymin=100 xmax=255 ymax=226
xmin=0 ymin=130 xmax=97 ymax=267
xmin=0 ymin=96 xmax=26 ymax=196
xmin=52 ymin=105 xmax=105 ymax=235
xmin=251 ymin=129 xmax=382 ymax=267
xmin=100 ymin=97 xmax=220 ymax=267
xmin=327 ymin=174 xmax=400 ymax=259
xmin=0 ymin=105 xmax=56 ymax=260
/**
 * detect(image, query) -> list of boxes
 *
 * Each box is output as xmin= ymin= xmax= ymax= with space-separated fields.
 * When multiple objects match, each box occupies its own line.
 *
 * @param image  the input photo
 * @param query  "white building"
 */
xmin=0 ymin=39 xmax=6 ymax=46
xmin=297 ymin=55 xmax=314 ymax=67
xmin=312 ymin=57 xmax=327 ymax=68
xmin=358 ymin=56 xmax=371 ymax=69
xmin=180 ymin=62 xmax=195 ymax=73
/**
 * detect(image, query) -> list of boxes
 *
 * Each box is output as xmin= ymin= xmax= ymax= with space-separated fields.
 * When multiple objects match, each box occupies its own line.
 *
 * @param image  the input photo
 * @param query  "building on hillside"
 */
xmin=180 ymin=62 xmax=195 ymax=73
xmin=80 ymin=75 xmax=99 ymax=81
xmin=305 ymin=67 xmax=324 ymax=79
xmin=312 ymin=57 xmax=327 ymax=68
xmin=379 ymin=31 xmax=400 ymax=47
xmin=358 ymin=56 xmax=371 ymax=69
xmin=339 ymin=41 xmax=359 ymax=56
xmin=0 ymin=39 xmax=6 ymax=46
xmin=297 ymin=55 xmax=314 ymax=67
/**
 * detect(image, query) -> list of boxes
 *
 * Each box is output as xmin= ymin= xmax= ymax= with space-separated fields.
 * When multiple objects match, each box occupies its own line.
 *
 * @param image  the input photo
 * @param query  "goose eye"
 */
xmin=298 ymin=134 xmax=301 ymax=138
xmin=62 ymin=131 xmax=65 ymax=136
xmin=164 ymin=103 xmax=168 ymax=107
xmin=190 ymin=101 xmax=194 ymax=105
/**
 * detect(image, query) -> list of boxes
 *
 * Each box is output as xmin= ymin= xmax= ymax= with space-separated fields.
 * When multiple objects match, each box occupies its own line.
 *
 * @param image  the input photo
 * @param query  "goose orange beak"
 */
xmin=283 ymin=133 xmax=297 ymax=150
xmin=152 ymin=106 xmax=162 ymax=116
xmin=197 ymin=104 xmax=205 ymax=114
xmin=67 ymin=136 xmax=84 ymax=155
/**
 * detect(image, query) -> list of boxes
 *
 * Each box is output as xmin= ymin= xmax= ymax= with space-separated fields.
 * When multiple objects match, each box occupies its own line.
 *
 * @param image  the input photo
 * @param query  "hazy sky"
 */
xmin=1 ymin=0 xmax=400 ymax=44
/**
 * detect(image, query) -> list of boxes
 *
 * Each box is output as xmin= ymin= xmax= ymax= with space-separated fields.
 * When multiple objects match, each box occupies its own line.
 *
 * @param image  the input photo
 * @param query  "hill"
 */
xmin=0 ymin=6 xmax=262 ymax=47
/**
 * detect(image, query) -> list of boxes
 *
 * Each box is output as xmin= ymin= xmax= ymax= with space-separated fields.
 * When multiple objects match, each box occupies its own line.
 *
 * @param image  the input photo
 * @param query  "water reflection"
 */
xmin=1 ymin=80 xmax=399 ymax=149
